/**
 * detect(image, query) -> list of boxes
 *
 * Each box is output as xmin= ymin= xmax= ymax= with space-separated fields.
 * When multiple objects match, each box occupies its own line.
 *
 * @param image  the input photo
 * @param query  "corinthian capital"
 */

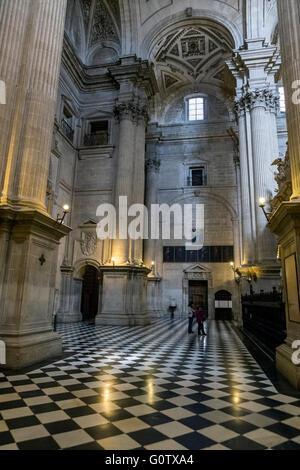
xmin=114 ymin=102 xmax=138 ymax=122
xmin=136 ymin=104 xmax=149 ymax=125
xmin=234 ymin=96 xmax=247 ymax=118
xmin=246 ymin=88 xmax=279 ymax=112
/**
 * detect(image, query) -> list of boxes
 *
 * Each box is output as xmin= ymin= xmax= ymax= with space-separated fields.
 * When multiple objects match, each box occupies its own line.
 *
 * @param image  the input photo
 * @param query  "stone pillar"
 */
xmin=277 ymin=0 xmax=300 ymax=200
xmin=132 ymin=104 xmax=148 ymax=265
xmin=0 ymin=0 xmax=31 ymax=196
xmin=0 ymin=0 xmax=67 ymax=211
xmin=235 ymin=99 xmax=255 ymax=265
xmin=268 ymin=0 xmax=300 ymax=389
xmin=247 ymin=89 xmax=278 ymax=264
xmin=144 ymin=157 xmax=161 ymax=269
xmin=96 ymin=57 xmax=157 ymax=326
xmin=227 ymin=41 xmax=281 ymax=293
xmin=0 ymin=0 xmax=69 ymax=369
xmin=112 ymin=102 xmax=137 ymax=265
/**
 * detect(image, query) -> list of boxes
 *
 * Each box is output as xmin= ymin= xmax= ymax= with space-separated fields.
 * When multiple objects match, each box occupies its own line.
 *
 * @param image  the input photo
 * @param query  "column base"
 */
xmin=276 ymin=342 xmax=300 ymax=390
xmin=1 ymin=331 xmax=62 ymax=370
xmin=96 ymin=265 xmax=151 ymax=326
xmin=147 ymin=276 xmax=162 ymax=320
xmin=56 ymin=313 xmax=82 ymax=324
xmin=0 ymin=207 xmax=70 ymax=369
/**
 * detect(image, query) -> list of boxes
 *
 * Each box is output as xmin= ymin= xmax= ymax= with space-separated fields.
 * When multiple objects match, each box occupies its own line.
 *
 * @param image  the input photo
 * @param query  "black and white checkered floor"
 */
xmin=1 ymin=319 xmax=300 ymax=450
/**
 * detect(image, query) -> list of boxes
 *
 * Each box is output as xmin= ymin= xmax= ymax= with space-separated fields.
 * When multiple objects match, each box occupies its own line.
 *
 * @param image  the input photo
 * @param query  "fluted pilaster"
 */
xmin=247 ymin=89 xmax=278 ymax=263
xmin=234 ymin=99 xmax=255 ymax=265
xmin=0 ymin=0 xmax=30 ymax=197
xmin=132 ymin=104 xmax=149 ymax=265
xmin=112 ymin=101 xmax=139 ymax=264
xmin=144 ymin=157 xmax=161 ymax=270
xmin=277 ymin=0 xmax=300 ymax=199
xmin=0 ymin=0 xmax=67 ymax=211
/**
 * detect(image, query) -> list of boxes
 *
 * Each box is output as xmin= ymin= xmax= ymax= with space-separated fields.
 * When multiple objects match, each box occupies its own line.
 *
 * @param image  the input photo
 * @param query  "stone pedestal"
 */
xmin=56 ymin=265 xmax=82 ymax=323
xmin=147 ymin=276 xmax=162 ymax=319
xmin=269 ymin=202 xmax=300 ymax=389
xmin=0 ymin=209 xmax=70 ymax=369
xmin=96 ymin=266 xmax=151 ymax=326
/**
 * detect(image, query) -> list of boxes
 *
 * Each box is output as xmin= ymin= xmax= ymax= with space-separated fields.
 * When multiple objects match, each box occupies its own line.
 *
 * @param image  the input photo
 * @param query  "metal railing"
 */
xmin=61 ymin=119 xmax=74 ymax=142
xmin=84 ymin=133 xmax=108 ymax=147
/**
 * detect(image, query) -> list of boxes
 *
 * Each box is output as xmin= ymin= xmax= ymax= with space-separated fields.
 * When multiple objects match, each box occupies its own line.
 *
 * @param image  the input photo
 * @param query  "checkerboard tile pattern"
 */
xmin=0 ymin=320 xmax=300 ymax=450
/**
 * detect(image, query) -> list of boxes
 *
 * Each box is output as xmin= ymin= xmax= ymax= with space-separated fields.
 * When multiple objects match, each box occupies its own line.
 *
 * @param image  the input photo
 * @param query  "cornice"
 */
xmin=61 ymin=35 xmax=118 ymax=93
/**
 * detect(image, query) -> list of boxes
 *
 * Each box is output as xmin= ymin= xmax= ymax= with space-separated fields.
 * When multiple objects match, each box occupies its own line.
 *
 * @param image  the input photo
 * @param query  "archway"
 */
xmin=215 ymin=290 xmax=232 ymax=321
xmin=81 ymin=266 xmax=100 ymax=323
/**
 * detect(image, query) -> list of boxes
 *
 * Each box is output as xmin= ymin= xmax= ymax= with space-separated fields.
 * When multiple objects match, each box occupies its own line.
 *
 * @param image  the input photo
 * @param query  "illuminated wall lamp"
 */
xmin=57 ymin=204 xmax=70 ymax=224
xmin=259 ymin=198 xmax=271 ymax=222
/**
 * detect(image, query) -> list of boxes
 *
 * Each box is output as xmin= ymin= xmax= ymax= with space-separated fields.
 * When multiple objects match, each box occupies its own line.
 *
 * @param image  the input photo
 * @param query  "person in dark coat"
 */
xmin=194 ymin=306 xmax=207 ymax=336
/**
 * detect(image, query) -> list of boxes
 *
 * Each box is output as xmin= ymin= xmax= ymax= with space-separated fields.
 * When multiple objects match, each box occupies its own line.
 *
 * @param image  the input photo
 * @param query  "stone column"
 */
xmin=0 ymin=0 xmax=31 ymax=196
xmin=112 ymin=102 xmax=137 ymax=265
xmin=144 ymin=157 xmax=161 ymax=269
xmin=96 ymin=56 xmax=157 ymax=326
xmin=0 ymin=0 xmax=67 ymax=211
xmin=268 ymin=0 xmax=300 ymax=390
xmin=247 ymin=89 xmax=278 ymax=264
xmin=227 ymin=42 xmax=281 ymax=291
xmin=0 ymin=0 xmax=69 ymax=369
xmin=132 ymin=104 xmax=148 ymax=266
xmin=277 ymin=0 xmax=300 ymax=200
xmin=234 ymin=99 xmax=255 ymax=265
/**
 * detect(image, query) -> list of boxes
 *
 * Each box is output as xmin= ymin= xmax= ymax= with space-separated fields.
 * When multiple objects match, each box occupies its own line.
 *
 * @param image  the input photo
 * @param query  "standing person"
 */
xmin=188 ymin=302 xmax=195 ymax=334
xmin=169 ymin=298 xmax=177 ymax=319
xmin=194 ymin=306 xmax=207 ymax=336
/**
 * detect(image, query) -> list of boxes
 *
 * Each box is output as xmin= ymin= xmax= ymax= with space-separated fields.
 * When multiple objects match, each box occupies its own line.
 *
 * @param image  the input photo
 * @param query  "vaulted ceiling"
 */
xmin=66 ymin=0 xmax=121 ymax=65
xmin=150 ymin=21 xmax=235 ymax=97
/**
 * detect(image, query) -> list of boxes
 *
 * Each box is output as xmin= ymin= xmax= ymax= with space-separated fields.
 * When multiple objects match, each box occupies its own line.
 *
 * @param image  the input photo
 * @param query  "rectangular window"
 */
xmin=279 ymin=87 xmax=286 ymax=113
xmin=85 ymin=120 xmax=109 ymax=146
xmin=188 ymin=97 xmax=204 ymax=121
xmin=188 ymin=167 xmax=206 ymax=187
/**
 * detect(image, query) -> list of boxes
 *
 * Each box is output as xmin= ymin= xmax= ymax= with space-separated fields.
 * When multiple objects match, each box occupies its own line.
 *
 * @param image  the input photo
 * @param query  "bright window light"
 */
xmin=279 ymin=87 xmax=286 ymax=113
xmin=188 ymin=97 xmax=204 ymax=121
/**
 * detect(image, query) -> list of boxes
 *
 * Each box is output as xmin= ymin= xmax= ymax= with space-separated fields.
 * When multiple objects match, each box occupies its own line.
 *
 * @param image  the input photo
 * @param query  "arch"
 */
xmin=159 ymin=82 xmax=234 ymax=124
xmin=86 ymin=40 xmax=121 ymax=66
xmin=166 ymin=191 xmax=238 ymax=221
xmin=215 ymin=289 xmax=233 ymax=320
xmin=73 ymin=258 xmax=101 ymax=280
xmin=81 ymin=265 xmax=101 ymax=322
xmin=215 ymin=290 xmax=232 ymax=301
xmin=140 ymin=12 xmax=241 ymax=60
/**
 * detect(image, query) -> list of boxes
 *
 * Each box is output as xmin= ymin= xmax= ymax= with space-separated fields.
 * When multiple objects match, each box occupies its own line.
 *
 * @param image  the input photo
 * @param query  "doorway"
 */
xmin=215 ymin=290 xmax=232 ymax=321
xmin=189 ymin=281 xmax=208 ymax=317
xmin=81 ymin=266 xmax=100 ymax=322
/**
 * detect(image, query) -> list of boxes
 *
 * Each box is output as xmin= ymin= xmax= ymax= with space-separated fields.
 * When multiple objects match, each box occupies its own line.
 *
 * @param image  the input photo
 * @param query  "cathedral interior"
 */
xmin=0 ymin=0 xmax=300 ymax=451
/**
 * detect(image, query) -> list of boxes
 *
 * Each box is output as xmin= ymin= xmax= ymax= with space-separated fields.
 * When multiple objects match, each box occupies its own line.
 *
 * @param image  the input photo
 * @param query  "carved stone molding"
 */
xmin=146 ymin=158 xmax=161 ymax=173
xmin=80 ymin=232 xmax=98 ymax=257
xmin=114 ymin=102 xmax=149 ymax=124
xmin=234 ymin=97 xmax=247 ymax=118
